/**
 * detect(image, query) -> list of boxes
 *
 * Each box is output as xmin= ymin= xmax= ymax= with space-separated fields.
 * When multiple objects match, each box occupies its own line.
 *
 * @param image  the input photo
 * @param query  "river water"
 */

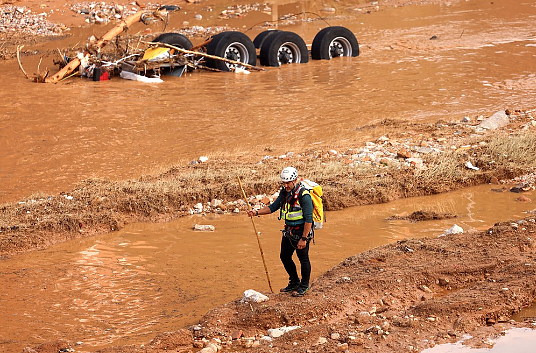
xmin=1 ymin=0 xmax=536 ymax=203
xmin=1 ymin=0 xmax=536 ymax=351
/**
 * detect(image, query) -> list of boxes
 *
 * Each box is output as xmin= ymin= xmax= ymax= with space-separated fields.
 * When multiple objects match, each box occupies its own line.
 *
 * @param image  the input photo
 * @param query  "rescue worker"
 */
xmin=247 ymin=167 xmax=314 ymax=297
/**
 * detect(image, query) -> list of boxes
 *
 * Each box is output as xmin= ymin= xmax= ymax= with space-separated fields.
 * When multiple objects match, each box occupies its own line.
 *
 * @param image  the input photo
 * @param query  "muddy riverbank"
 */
xmin=2 ymin=109 xmax=536 ymax=257
xmin=2 ymin=0 xmax=536 ymax=352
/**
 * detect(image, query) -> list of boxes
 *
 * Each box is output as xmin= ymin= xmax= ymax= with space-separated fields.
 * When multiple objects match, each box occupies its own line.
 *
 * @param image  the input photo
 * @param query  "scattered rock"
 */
xmin=438 ymin=278 xmax=450 ymax=286
xmin=331 ymin=332 xmax=340 ymax=340
xmin=315 ymin=337 xmax=328 ymax=345
xmin=477 ymin=110 xmax=509 ymax=130
xmin=241 ymin=289 xmax=269 ymax=303
xmin=193 ymin=224 xmax=215 ymax=231
xmin=397 ymin=148 xmax=412 ymax=159
xmin=516 ymin=195 xmax=531 ymax=202
xmin=510 ymin=184 xmax=531 ymax=193
xmin=337 ymin=342 xmax=349 ymax=351
xmin=231 ymin=330 xmax=243 ymax=340
xmin=419 ymin=284 xmax=433 ymax=293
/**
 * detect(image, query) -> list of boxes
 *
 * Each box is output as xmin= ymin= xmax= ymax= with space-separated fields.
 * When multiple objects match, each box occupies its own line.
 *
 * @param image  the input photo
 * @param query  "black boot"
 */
xmin=280 ymin=281 xmax=300 ymax=292
xmin=292 ymin=283 xmax=310 ymax=297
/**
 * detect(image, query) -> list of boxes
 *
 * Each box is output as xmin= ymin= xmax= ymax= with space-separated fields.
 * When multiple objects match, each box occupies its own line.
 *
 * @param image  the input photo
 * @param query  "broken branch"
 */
xmin=16 ymin=45 xmax=29 ymax=79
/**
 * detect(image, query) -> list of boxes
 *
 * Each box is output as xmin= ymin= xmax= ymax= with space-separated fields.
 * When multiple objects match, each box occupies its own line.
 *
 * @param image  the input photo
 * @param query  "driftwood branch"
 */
xmin=144 ymin=41 xmax=264 ymax=71
xmin=16 ymin=45 xmax=29 ymax=79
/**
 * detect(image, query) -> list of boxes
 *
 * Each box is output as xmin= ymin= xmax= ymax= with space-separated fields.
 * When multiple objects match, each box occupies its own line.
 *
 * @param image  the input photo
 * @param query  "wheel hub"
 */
xmin=226 ymin=48 xmax=240 ymax=62
xmin=278 ymin=47 xmax=293 ymax=64
xmin=329 ymin=42 xmax=344 ymax=58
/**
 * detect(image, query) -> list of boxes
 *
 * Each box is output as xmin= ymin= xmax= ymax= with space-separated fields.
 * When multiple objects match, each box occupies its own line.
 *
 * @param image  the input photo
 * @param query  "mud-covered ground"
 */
xmin=3 ymin=0 xmax=536 ymax=352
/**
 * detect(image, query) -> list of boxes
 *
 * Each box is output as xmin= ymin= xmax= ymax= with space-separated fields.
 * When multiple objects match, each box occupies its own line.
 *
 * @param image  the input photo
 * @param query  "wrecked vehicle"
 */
xmin=21 ymin=7 xmax=360 ymax=83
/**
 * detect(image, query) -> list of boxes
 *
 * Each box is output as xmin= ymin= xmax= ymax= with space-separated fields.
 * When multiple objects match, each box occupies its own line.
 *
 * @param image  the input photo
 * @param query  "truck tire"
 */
xmin=311 ymin=26 xmax=359 ymax=60
xmin=205 ymin=31 xmax=257 ymax=71
xmin=253 ymin=30 xmax=281 ymax=49
xmin=152 ymin=33 xmax=193 ymax=50
xmin=259 ymin=31 xmax=309 ymax=67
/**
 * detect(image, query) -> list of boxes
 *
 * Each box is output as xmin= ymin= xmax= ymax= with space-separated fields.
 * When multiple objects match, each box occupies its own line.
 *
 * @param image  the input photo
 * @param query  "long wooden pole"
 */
xmin=237 ymin=176 xmax=274 ymax=293
xmin=144 ymin=41 xmax=264 ymax=71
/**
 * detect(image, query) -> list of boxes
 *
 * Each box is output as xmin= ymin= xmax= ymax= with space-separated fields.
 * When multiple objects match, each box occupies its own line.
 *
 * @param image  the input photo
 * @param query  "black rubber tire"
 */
xmin=259 ymin=31 xmax=309 ymax=67
xmin=152 ymin=33 xmax=193 ymax=50
xmin=311 ymin=26 xmax=359 ymax=60
xmin=205 ymin=31 xmax=257 ymax=72
xmin=253 ymin=30 xmax=281 ymax=49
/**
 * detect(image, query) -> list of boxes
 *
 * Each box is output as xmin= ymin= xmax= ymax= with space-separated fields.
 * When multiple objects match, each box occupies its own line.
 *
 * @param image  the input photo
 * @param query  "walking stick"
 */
xmin=237 ymin=176 xmax=274 ymax=293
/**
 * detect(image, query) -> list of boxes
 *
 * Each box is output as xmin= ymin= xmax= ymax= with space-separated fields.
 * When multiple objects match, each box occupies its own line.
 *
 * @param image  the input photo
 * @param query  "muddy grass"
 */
xmin=386 ymin=210 xmax=458 ymax=222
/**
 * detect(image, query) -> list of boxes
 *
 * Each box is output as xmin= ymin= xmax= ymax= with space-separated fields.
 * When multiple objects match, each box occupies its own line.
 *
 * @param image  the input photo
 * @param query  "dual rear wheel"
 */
xmin=151 ymin=26 xmax=359 ymax=71
xmin=254 ymin=26 xmax=359 ymax=67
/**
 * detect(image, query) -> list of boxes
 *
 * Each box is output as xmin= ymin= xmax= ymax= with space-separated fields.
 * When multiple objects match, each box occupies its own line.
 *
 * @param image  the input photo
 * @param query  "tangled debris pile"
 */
xmin=68 ymin=2 xmax=182 ymax=24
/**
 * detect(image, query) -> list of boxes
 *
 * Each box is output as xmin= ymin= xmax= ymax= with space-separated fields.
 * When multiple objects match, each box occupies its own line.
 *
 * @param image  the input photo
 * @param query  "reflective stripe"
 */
xmin=284 ymin=209 xmax=303 ymax=221
xmin=281 ymin=195 xmax=304 ymax=221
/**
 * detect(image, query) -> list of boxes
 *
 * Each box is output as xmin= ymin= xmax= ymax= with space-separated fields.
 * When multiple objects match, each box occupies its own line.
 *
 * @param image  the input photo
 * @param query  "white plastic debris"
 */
xmin=120 ymin=70 xmax=163 ymax=83
xmin=198 ymin=156 xmax=209 ymax=163
xmin=241 ymin=289 xmax=269 ymax=303
xmin=441 ymin=224 xmax=464 ymax=236
xmin=267 ymin=325 xmax=301 ymax=338
xmin=465 ymin=161 xmax=479 ymax=170
xmin=234 ymin=66 xmax=250 ymax=74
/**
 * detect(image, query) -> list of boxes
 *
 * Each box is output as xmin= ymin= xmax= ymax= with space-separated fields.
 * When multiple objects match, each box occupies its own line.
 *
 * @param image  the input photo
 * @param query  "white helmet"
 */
xmin=281 ymin=167 xmax=298 ymax=182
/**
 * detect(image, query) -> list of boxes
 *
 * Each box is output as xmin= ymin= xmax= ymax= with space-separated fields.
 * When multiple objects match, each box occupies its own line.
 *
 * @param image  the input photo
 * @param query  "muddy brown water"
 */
xmin=2 ymin=0 xmax=536 ymax=351
xmin=1 ymin=184 xmax=536 ymax=352
xmin=1 ymin=0 xmax=536 ymax=203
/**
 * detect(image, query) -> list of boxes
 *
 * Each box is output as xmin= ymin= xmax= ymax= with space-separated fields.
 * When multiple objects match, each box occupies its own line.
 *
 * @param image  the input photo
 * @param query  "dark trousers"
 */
xmin=280 ymin=235 xmax=311 ymax=287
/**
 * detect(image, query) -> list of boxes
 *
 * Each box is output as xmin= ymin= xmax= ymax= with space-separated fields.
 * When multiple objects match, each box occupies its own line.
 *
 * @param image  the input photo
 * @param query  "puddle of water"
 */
xmin=422 ymin=327 xmax=536 ymax=353
xmin=512 ymin=302 xmax=536 ymax=323
xmin=1 ymin=184 xmax=535 ymax=352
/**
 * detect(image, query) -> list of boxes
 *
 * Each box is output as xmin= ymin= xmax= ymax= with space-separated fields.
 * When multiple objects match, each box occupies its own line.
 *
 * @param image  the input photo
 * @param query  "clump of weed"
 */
xmin=486 ymin=132 xmax=536 ymax=166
